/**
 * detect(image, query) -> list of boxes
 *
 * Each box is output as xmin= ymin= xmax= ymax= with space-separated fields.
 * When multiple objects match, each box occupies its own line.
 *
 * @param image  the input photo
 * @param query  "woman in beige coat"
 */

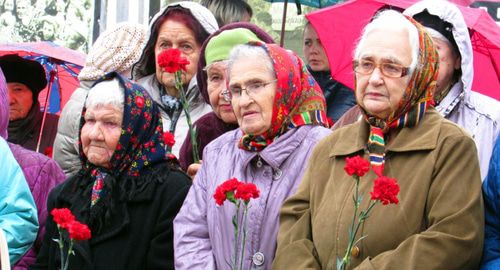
xmin=273 ymin=10 xmax=484 ymax=270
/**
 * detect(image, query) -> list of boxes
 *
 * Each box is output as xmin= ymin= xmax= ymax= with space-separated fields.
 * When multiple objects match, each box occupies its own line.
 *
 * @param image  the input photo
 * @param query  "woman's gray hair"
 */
xmin=200 ymin=0 xmax=252 ymax=27
xmin=227 ymin=44 xmax=275 ymax=78
xmin=354 ymin=10 xmax=419 ymax=73
xmin=85 ymin=78 xmax=125 ymax=112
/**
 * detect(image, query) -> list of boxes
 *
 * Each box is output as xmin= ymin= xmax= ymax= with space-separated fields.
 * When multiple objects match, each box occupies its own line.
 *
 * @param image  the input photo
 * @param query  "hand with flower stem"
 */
xmin=336 ymin=156 xmax=400 ymax=270
xmin=158 ymin=48 xmax=200 ymax=163
xmin=213 ymin=178 xmax=260 ymax=270
xmin=50 ymin=208 xmax=91 ymax=270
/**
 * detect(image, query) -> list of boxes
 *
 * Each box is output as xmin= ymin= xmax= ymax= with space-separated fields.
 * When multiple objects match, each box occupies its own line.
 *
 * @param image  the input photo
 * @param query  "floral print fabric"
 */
xmin=239 ymin=42 xmax=329 ymax=152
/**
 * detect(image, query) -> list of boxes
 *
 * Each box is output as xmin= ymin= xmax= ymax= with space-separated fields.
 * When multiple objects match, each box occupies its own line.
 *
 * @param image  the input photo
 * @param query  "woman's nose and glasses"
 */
xmin=353 ymin=59 xmax=410 ymax=78
xmin=222 ymin=79 xmax=277 ymax=102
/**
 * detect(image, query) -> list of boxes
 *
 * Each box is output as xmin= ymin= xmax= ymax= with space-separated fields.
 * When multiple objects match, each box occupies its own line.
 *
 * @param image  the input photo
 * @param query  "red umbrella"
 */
xmin=306 ymin=0 xmax=500 ymax=100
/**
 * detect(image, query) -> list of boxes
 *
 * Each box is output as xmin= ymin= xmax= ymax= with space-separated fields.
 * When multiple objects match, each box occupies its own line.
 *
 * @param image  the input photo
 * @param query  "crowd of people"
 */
xmin=0 ymin=0 xmax=499 ymax=269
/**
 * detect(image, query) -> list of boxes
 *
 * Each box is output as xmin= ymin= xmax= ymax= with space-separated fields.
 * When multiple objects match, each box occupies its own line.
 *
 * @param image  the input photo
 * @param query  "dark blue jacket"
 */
xmin=307 ymin=67 xmax=356 ymax=122
xmin=482 ymin=137 xmax=500 ymax=269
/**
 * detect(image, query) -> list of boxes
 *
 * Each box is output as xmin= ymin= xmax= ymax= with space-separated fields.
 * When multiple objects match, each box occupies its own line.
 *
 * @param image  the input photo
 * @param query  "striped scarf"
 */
xmin=363 ymin=16 xmax=439 ymax=176
xmin=239 ymin=42 xmax=328 ymax=152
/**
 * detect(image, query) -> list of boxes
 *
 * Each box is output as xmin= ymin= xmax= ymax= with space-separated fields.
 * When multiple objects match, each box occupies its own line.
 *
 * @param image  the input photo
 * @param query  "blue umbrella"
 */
xmin=263 ymin=0 xmax=342 ymax=46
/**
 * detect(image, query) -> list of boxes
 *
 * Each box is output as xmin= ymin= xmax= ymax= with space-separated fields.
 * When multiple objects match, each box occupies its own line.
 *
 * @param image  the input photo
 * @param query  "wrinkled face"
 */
xmin=7 ymin=82 xmax=33 ymax=121
xmin=303 ymin=24 xmax=329 ymax=72
xmin=355 ymin=28 xmax=412 ymax=119
xmin=81 ymin=104 xmax=123 ymax=168
xmin=155 ymin=19 xmax=201 ymax=89
xmin=229 ymin=55 xmax=276 ymax=135
xmin=206 ymin=61 xmax=237 ymax=124
xmin=432 ymin=37 xmax=461 ymax=96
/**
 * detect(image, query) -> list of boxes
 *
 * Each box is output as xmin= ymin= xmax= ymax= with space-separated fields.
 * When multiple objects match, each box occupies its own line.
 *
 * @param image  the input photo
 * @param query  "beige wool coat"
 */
xmin=273 ymin=108 xmax=484 ymax=270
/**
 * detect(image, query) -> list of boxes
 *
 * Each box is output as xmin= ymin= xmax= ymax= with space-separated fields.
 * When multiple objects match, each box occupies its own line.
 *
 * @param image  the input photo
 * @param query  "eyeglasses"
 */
xmin=353 ymin=59 xmax=410 ymax=78
xmin=222 ymin=79 xmax=277 ymax=102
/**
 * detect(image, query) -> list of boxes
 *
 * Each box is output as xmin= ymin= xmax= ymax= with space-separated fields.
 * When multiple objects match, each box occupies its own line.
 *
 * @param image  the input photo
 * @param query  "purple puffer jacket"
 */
xmin=10 ymin=143 xmax=66 ymax=269
xmin=174 ymin=125 xmax=331 ymax=270
xmin=0 ymin=68 xmax=66 ymax=269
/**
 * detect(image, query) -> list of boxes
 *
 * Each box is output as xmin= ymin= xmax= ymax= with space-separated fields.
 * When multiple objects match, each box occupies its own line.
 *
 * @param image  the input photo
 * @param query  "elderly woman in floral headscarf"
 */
xmin=132 ymin=1 xmax=218 ymax=156
xmin=272 ymin=10 xmax=483 ymax=269
xmin=174 ymin=42 xmax=331 ymax=269
xmin=32 ymin=73 xmax=191 ymax=270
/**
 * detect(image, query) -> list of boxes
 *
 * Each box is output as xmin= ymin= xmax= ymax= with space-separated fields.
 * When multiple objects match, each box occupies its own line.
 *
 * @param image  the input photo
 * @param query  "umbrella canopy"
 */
xmin=0 ymin=41 xmax=85 ymax=113
xmin=264 ymin=0 xmax=342 ymax=46
xmin=306 ymin=0 xmax=500 ymax=100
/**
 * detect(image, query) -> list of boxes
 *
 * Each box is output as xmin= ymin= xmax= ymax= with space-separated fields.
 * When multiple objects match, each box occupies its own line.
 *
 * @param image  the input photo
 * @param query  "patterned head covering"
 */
xmin=359 ymin=15 xmax=439 ymax=176
xmin=79 ymin=72 xmax=166 ymax=206
xmin=238 ymin=42 xmax=329 ymax=152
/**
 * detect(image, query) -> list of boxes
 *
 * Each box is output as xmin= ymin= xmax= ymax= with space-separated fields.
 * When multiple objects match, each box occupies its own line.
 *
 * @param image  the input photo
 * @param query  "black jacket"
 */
xmin=30 ymin=162 xmax=191 ymax=270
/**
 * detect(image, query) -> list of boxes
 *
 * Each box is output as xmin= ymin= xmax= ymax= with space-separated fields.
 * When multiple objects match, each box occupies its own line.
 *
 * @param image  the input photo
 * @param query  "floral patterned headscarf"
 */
xmin=238 ymin=42 xmax=329 ymax=152
xmin=359 ymin=16 xmax=439 ymax=176
xmin=79 ymin=72 xmax=166 ymax=201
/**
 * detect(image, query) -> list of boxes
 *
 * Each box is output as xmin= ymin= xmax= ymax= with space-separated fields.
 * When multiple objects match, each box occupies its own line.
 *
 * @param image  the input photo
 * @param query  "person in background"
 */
xmin=0 ymin=136 xmax=38 ymax=266
xmin=179 ymin=22 xmax=275 ymax=174
xmin=174 ymin=42 xmax=331 ymax=269
xmin=303 ymin=21 xmax=356 ymax=123
xmin=406 ymin=0 xmax=500 ymax=179
xmin=53 ymin=22 xmax=147 ymax=177
xmin=273 ymin=10 xmax=483 ymax=269
xmin=0 ymin=67 xmax=65 ymax=269
xmin=132 ymin=1 xmax=218 ymax=156
xmin=0 ymin=54 xmax=58 ymax=154
xmin=200 ymin=0 xmax=252 ymax=27
xmin=32 ymin=73 xmax=191 ymax=270
xmin=482 ymin=136 xmax=500 ymax=269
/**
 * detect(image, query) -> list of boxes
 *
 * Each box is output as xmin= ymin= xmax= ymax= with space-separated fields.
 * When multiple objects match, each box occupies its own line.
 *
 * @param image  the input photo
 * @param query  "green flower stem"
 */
xmin=239 ymin=202 xmax=249 ymax=270
xmin=62 ymin=240 xmax=74 ymax=270
xmin=57 ymin=227 xmax=65 ymax=270
xmin=232 ymin=201 xmax=241 ymax=270
xmin=340 ymin=176 xmax=360 ymax=269
xmin=175 ymin=71 xmax=200 ymax=163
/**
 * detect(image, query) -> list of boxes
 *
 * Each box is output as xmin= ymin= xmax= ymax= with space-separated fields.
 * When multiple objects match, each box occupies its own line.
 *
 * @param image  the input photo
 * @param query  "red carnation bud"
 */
xmin=344 ymin=156 xmax=370 ymax=177
xmin=370 ymin=176 xmax=400 ymax=205
xmin=51 ymin=208 xmax=75 ymax=229
xmin=157 ymin=48 xmax=190 ymax=73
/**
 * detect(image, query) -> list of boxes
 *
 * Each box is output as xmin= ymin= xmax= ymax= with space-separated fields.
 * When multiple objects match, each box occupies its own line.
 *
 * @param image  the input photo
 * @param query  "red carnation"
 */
xmin=163 ymin=131 xmax=175 ymax=147
xmin=220 ymin=178 xmax=241 ymax=193
xmin=67 ymin=221 xmax=92 ymax=241
xmin=234 ymin=183 xmax=260 ymax=202
xmin=157 ymin=48 xmax=190 ymax=73
xmin=135 ymin=96 xmax=145 ymax=108
xmin=51 ymin=208 xmax=75 ymax=229
xmin=213 ymin=186 xmax=227 ymax=206
xmin=370 ymin=176 xmax=400 ymax=205
xmin=344 ymin=156 xmax=370 ymax=177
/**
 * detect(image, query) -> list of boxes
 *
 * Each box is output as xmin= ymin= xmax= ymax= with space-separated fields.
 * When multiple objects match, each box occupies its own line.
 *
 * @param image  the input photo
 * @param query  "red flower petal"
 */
xmin=370 ymin=176 xmax=400 ymax=205
xmin=157 ymin=48 xmax=190 ymax=73
xmin=67 ymin=221 xmax=92 ymax=241
xmin=344 ymin=156 xmax=370 ymax=177
xmin=51 ymin=208 xmax=75 ymax=229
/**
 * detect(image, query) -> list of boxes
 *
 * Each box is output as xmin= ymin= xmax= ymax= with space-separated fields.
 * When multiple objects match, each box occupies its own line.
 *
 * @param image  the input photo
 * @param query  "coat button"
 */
xmin=252 ymin=252 xmax=265 ymax=266
xmin=272 ymin=169 xmax=282 ymax=180
xmin=351 ymin=246 xmax=360 ymax=258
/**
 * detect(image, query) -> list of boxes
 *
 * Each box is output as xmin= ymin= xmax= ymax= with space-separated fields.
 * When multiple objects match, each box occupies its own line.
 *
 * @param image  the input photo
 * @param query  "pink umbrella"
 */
xmin=0 ymin=41 xmax=85 ymax=152
xmin=306 ymin=0 xmax=500 ymax=100
xmin=0 ymin=41 xmax=85 ymax=114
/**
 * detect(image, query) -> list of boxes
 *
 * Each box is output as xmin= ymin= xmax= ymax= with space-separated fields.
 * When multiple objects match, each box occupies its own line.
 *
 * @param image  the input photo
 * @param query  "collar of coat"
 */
xmin=329 ymin=107 xmax=442 ymax=157
xmin=238 ymin=125 xmax=316 ymax=169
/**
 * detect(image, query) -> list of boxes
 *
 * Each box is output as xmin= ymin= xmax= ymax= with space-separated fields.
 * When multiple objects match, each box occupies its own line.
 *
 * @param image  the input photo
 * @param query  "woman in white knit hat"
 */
xmin=132 ymin=1 xmax=218 ymax=157
xmin=53 ymin=22 xmax=147 ymax=177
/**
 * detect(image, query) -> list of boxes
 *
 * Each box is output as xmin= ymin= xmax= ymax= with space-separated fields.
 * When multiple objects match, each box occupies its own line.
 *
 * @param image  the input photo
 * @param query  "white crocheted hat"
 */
xmin=79 ymin=23 xmax=147 ymax=81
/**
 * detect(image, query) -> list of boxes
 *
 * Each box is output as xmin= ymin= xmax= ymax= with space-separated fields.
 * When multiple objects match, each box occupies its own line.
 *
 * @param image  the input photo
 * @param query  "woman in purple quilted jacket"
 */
xmin=0 ymin=67 xmax=65 ymax=269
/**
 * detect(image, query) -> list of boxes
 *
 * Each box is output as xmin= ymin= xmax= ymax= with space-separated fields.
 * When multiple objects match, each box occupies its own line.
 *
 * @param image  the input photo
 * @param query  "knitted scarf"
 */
xmin=362 ymin=16 xmax=439 ymax=177
xmin=238 ymin=42 xmax=329 ymax=152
